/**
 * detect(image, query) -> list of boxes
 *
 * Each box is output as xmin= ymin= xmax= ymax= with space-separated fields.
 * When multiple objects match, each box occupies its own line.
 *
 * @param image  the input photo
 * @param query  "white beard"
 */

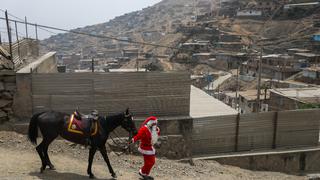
xmin=151 ymin=126 xmax=158 ymax=145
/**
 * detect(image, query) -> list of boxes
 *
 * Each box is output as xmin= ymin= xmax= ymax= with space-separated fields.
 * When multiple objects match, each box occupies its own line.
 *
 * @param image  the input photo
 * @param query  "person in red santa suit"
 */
xmin=132 ymin=116 xmax=160 ymax=179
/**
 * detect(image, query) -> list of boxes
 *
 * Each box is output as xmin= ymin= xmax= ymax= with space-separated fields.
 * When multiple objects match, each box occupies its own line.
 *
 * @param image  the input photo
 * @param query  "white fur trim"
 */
xmin=138 ymin=147 xmax=155 ymax=155
xmin=146 ymin=119 xmax=157 ymax=127
xmin=139 ymin=169 xmax=147 ymax=176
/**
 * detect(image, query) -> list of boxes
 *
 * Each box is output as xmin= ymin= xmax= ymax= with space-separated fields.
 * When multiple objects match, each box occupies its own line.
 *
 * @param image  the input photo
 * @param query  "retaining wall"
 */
xmin=211 ymin=147 xmax=320 ymax=174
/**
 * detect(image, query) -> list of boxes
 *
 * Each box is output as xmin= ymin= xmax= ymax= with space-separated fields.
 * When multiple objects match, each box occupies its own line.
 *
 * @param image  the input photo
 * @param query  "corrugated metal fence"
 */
xmin=31 ymin=72 xmax=190 ymax=116
xmin=192 ymin=109 xmax=320 ymax=156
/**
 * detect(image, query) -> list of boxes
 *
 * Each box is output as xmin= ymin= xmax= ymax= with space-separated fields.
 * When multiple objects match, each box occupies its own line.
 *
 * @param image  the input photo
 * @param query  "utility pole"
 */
xmin=91 ymin=58 xmax=94 ymax=72
xmin=25 ymin=16 xmax=28 ymax=39
xmin=5 ymin=10 xmax=13 ymax=61
xmin=235 ymin=64 xmax=240 ymax=112
xmin=136 ymin=48 xmax=140 ymax=72
xmin=256 ymin=44 xmax=263 ymax=113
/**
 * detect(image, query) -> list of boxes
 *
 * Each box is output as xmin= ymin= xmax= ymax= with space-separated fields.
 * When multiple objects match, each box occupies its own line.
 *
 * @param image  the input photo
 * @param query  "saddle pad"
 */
xmin=67 ymin=114 xmax=98 ymax=136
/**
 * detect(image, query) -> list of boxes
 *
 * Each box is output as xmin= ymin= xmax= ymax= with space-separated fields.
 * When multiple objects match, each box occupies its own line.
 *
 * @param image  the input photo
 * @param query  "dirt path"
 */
xmin=0 ymin=131 xmax=308 ymax=180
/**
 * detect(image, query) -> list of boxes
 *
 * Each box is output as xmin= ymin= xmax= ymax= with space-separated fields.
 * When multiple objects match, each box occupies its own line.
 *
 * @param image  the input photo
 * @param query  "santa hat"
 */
xmin=142 ymin=116 xmax=158 ymax=127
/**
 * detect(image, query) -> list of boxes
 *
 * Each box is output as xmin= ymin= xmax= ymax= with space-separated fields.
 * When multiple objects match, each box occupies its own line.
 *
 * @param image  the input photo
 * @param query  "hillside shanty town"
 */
xmin=1 ymin=0 xmax=320 ymax=179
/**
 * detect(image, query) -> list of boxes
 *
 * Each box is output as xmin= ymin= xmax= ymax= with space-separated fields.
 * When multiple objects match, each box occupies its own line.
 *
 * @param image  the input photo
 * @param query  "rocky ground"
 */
xmin=0 ymin=130 xmax=309 ymax=180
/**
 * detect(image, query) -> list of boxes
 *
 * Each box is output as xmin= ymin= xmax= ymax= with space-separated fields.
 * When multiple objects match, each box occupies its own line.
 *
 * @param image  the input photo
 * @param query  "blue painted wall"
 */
xmin=313 ymin=35 xmax=320 ymax=41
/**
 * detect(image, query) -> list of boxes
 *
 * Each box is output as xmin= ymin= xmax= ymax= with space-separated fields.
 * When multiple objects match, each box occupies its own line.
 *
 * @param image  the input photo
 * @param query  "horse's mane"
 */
xmin=104 ymin=113 xmax=124 ymax=121
xmin=99 ymin=112 xmax=124 ymax=130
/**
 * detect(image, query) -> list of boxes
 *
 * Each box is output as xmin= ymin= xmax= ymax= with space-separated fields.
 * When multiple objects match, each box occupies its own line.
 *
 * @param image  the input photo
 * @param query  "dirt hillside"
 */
xmin=0 ymin=131 xmax=307 ymax=180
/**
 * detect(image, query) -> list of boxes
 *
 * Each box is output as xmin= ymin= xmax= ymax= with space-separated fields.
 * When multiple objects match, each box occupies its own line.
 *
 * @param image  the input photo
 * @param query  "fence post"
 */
xmin=15 ymin=21 xmax=21 ymax=64
xmin=234 ymin=113 xmax=240 ymax=152
xmin=272 ymin=111 xmax=278 ymax=149
xmin=35 ymin=24 xmax=38 ymax=40
xmin=25 ymin=16 xmax=28 ymax=39
xmin=5 ymin=11 xmax=13 ymax=61
xmin=30 ymin=68 xmax=34 ymax=115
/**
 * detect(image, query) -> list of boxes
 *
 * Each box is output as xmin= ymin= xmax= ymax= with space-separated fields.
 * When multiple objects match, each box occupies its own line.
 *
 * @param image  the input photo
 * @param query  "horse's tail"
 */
xmin=28 ymin=112 xmax=44 ymax=145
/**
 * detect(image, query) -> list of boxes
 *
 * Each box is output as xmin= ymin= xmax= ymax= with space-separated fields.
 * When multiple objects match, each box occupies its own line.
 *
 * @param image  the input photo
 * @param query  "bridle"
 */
xmin=107 ymin=114 xmax=135 ymax=156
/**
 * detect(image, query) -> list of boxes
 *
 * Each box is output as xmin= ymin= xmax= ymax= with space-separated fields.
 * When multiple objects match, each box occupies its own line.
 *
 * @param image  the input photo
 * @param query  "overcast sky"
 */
xmin=0 ymin=0 xmax=162 ymax=40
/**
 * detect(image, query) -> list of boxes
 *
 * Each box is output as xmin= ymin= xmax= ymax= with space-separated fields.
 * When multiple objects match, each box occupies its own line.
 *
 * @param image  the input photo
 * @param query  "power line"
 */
xmin=0 ymin=9 xmax=23 ymax=21
xmin=0 ymin=17 xmax=195 ymax=53
xmin=0 ymin=9 xmax=58 ymax=36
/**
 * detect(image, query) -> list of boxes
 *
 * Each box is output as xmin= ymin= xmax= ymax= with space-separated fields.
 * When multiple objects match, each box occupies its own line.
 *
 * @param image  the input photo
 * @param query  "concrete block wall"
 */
xmin=17 ymin=52 xmax=57 ymax=74
xmin=21 ymin=72 xmax=190 ymax=118
xmin=192 ymin=110 xmax=320 ymax=156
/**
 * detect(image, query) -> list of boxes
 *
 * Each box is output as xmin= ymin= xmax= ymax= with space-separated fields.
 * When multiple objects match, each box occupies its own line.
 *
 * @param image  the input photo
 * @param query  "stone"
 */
xmin=3 ymin=76 xmax=16 ymax=83
xmin=3 ymin=107 xmax=13 ymax=115
xmin=4 ymin=82 xmax=16 ymax=92
xmin=0 ymin=110 xmax=8 ymax=122
xmin=1 ymin=91 xmax=13 ymax=100
xmin=0 ymin=82 xmax=4 ymax=91
xmin=0 ymin=100 xmax=11 ymax=108
xmin=8 ymin=116 xmax=16 ymax=122
xmin=0 ymin=70 xmax=15 ymax=76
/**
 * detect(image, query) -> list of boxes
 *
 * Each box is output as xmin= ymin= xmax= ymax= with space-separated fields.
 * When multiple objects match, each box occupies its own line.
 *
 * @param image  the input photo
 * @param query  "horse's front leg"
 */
xmin=99 ymin=146 xmax=117 ymax=178
xmin=87 ymin=146 xmax=97 ymax=179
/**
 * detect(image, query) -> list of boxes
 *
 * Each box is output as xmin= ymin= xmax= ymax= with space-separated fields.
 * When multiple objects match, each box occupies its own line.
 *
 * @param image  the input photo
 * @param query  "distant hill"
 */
xmin=40 ymin=0 xmax=211 ymax=56
xmin=41 ymin=0 xmax=320 ymax=72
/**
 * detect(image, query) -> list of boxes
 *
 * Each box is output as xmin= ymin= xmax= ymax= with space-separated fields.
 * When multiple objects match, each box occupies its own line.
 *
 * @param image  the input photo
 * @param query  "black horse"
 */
xmin=28 ymin=108 xmax=137 ymax=179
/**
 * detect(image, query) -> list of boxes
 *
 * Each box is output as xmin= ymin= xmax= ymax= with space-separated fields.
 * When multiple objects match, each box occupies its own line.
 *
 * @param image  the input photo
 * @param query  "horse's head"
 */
xmin=120 ymin=108 xmax=138 ymax=136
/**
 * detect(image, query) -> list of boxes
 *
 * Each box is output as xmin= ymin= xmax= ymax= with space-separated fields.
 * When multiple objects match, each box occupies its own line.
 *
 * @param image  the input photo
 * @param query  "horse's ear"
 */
xmin=125 ymin=108 xmax=129 ymax=115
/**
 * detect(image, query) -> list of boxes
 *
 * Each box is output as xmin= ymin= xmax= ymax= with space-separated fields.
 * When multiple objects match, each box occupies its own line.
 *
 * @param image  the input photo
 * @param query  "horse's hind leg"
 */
xmin=37 ymin=136 xmax=57 ymax=173
xmin=43 ymin=137 xmax=57 ymax=170
xmin=36 ymin=141 xmax=46 ymax=173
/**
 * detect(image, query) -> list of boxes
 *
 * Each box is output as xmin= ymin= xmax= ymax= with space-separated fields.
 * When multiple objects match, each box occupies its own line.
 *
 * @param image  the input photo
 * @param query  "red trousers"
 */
xmin=141 ymin=155 xmax=155 ymax=176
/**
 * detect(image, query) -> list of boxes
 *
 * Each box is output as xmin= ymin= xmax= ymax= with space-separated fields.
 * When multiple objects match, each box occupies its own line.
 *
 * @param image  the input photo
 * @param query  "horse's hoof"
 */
xmin=89 ymin=174 xmax=95 ymax=179
xmin=40 ymin=167 xmax=45 ymax=173
xmin=49 ymin=165 xmax=56 ymax=170
xmin=112 ymin=173 xmax=117 ymax=179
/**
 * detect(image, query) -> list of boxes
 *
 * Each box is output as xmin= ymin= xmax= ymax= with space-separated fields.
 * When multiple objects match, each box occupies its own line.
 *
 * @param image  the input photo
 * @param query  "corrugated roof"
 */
xmin=270 ymin=88 xmax=320 ymax=104
xmin=295 ymin=52 xmax=320 ymax=57
xmin=190 ymin=86 xmax=238 ymax=118
xmin=239 ymin=90 xmax=270 ymax=101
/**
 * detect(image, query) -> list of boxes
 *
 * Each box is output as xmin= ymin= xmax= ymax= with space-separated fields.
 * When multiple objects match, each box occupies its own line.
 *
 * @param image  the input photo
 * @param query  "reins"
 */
xmin=108 ymin=130 xmax=132 ymax=156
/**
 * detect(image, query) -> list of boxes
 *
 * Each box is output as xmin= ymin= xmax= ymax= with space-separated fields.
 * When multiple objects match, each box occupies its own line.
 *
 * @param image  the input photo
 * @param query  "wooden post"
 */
xmin=35 ymin=24 xmax=38 ymax=40
xmin=272 ymin=111 xmax=278 ymax=149
xmin=0 ymin=32 xmax=2 ymax=44
xmin=5 ymin=10 xmax=13 ymax=61
xmin=25 ymin=16 xmax=28 ymax=39
xmin=91 ymin=58 xmax=94 ymax=72
xmin=256 ymin=44 xmax=263 ymax=113
xmin=234 ymin=113 xmax=240 ymax=152
xmin=15 ymin=21 xmax=21 ymax=62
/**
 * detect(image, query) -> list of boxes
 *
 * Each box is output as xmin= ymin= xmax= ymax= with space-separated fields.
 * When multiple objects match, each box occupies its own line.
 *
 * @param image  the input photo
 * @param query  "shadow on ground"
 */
xmin=29 ymin=170 xmax=114 ymax=180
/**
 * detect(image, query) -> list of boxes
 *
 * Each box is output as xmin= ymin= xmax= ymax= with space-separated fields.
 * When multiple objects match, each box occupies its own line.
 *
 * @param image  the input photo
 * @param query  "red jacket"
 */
xmin=133 ymin=125 xmax=160 ymax=155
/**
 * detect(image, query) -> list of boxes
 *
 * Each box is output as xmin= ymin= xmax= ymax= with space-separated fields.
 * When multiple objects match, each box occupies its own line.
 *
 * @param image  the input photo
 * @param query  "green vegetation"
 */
xmin=299 ymin=103 xmax=320 ymax=109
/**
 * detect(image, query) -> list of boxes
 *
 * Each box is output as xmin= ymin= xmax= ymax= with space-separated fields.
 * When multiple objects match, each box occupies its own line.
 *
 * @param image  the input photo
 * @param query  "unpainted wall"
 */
xmin=14 ymin=72 xmax=191 ymax=120
xmin=192 ymin=109 xmax=320 ymax=156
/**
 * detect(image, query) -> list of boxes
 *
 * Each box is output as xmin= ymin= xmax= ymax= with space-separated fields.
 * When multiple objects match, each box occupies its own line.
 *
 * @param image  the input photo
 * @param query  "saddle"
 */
xmin=67 ymin=111 xmax=98 ymax=136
